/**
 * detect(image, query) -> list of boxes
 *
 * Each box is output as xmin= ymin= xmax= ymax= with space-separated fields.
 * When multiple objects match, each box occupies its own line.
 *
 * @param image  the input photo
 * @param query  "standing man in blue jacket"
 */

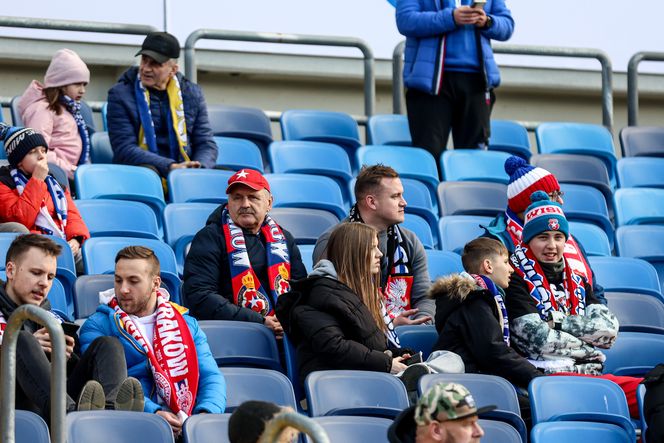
xmin=107 ymin=32 xmax=218 ymax=178
xmin=396 ymin=0 xmax=514 ymax=163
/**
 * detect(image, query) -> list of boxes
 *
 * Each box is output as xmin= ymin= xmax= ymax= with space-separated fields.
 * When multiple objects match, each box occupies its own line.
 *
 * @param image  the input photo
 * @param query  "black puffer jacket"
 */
xmin=275 ymin=260 xmax=392 ymax=383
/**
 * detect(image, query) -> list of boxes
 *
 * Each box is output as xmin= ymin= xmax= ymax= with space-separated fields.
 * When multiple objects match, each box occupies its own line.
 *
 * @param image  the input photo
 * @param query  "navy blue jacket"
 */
xmin=106 ymin=67 xmax=218 ymax=177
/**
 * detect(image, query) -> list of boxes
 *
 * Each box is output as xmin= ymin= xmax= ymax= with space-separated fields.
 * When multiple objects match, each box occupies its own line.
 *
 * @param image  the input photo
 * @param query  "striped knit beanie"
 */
xmin=505 ymin=156 xmax=560 ymax=214
xmin=0 ymin=123 xmax=48 ymax=168
xmin=522 ymin=191 xmax=569 ymax=244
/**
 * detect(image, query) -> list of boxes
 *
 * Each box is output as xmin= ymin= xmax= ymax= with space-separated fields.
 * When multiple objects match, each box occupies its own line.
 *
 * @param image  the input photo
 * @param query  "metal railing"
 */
xmin=258 ymin=411 xmax=330 ymax=443
xmin=393 ymin=42 xmax=614 ymax=133
xmin=0 ymin=15 xmax=157 ymax=37
xmin=1 ymin=305 xmax=67 ymax=443
xmin=627 ymin=51 xmax=664 ymax=126
xmin=184 ymin=29 xmax=375 ymax=117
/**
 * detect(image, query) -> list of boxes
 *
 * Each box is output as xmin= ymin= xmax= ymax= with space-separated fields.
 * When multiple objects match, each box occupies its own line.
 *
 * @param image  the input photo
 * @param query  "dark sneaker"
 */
xmin=114 ymin=377 xmax=145 ymax=412
xmin=77 ymin=380 xmax=105 ymax=411
xmin=399 ymin=363 xmax=432 ymax=405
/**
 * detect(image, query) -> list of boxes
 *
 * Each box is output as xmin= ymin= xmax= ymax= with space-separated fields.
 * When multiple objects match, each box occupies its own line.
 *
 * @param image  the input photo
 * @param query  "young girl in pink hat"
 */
xmin=17 ymin=49 xmax=91 ymax=179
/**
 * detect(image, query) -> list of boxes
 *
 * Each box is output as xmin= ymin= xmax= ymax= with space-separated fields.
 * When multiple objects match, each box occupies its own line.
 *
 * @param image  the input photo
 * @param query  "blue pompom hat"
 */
xmin=504 ymin=156 xmax=560 ymax=214
xmin=522 ymin=190 xmax=569 ymax=244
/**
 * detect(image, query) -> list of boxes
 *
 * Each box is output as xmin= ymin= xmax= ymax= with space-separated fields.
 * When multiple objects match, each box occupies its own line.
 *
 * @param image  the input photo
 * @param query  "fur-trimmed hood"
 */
xmin=429 ymin=273 xmax=487 ymax=332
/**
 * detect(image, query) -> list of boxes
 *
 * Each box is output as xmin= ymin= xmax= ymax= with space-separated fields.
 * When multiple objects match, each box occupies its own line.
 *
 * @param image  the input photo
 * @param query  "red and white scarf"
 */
xmin=109 ymin=289 xmax=199 ymax=420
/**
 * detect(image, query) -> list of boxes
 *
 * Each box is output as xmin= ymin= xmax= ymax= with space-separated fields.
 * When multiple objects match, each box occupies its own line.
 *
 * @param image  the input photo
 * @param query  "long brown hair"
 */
xmin=326 ymin=223 xmax=385 ymax=331
xmin=43 ymin=87 xmax=64 ymax=115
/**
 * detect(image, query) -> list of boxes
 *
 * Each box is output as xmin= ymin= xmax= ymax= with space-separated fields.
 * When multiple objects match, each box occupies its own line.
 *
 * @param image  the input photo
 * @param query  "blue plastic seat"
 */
xmin=48 ymin=278 xmax=71 ymax=319
xmin=395 ymin=325 xmax=437 ymax=359
xmin=426 ymin=250 xmax=464 ymax=281
xmin=266 ymin=173 xmax=347 ymax=220
xmin=440 ymin=150 xmax=512 ymax=184
xmin=10 ymin=96 xmax=23 ymax=126
xmin=617 ymin=157 xmax=664 ymax=189
xmin=220 ymin=367 xmax=297 ymax=412
xmin=529 ymin=376 xmax=635 ymax=440
xmin=560 ymin=184 xmax=614 ymax=246
xmin=619 ymin=126 xmax=664 ymax=158
xmin=90 ymin=131 xmax=114 ymax=164
xmin=42 ymin=235 xmax=78 ymax=316
xmin=638 ymin=384 xmax=648 ymax=443
xmin=438 ymin=215 xmax=493 ymax=254
xmin=489 ymin=120 xmax=532 ymax=160
xmin=75 ymin=164 xmax=166 ymax=227
xmin=479 ymin=419 xmax=523 ymax=443
xmin=305 ymin=370 xmax=409 ymax=419
xmin=214 ymin=136 xmax=265 ymax=172
xmin=589 ymin=256 xmax=662 ymax=300
xmin=74 ymin=274 xmax=114 ymax=319
xmin=569 ymin=221 xmax=612 ymax=257
xmin=402 ymin=213 xmax=435 ymax=250
xmin=281 ymin=109 xmax=361 ymax=170
xmin=536 ymin=122 xmax=618 ymax=186
xmin=616 ymin=225 xmax=664 ymax=291
xmin=615 ymin=188 xmax=664 ymax=226
xmin=77 ymin=199 xmax=160 ymax=240
xmin=531 ymin=421 xmax=632 ymax=443
xmin=101 ymin=101 xmax=108 ymax=131
xmin=183 ymin=413 xmax=231 ymax=443
xmin=367 ymin=114 xmax=413 ymax=146
xmin=605 ymin=292 xmax=664 ymax=335
xmin=400 ymin=177 xmax=439 ymax=224
xmin=270 ymin=207 xmax=339 ymax=245
xmin=67 ymin=410 xmax=175 ymax=443
xmin=307 ymin=416 xmax=393 ymax=443
xmin=282 ymin=333 xmax=304 ymax=403
xmin=438 ymin=181 xmax=507 ymax=217
xmin=602 ymin=332 xmax=664 ymax=376
xmin=198 ymin=320 xmax=281 ymax=371
xmin=419 ymin=373 xmax=527 ymax=443
xmin=207 ymin=104 xmax=273 ymax=159
xmin=168 ymin=169 xmax=235 ymax=204
xmin=14 ymin=410 xmax=50 ymax=443
xmin=269 ymin=140 xmax=353 ymax=204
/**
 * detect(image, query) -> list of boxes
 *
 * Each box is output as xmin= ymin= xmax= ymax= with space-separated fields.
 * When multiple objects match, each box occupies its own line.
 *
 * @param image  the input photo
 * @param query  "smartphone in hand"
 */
xmin=404 ymin=351 xmax=423 ymax=366
xmin=472 ymin=0 xmax=487 ymax=8
xmin=61 ymin=321 xmax=80 ymax=338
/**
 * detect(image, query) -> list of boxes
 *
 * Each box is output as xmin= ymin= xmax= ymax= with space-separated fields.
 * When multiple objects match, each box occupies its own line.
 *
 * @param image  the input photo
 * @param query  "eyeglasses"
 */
xmin=548 ymin=190 xmax=565 ymax=200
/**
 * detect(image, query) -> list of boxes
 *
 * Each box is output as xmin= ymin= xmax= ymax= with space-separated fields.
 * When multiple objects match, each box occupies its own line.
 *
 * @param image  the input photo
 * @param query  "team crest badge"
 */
xmin=238 ymin=273 xmax=269 ymax=316
xmin=274 ymin=263 xmax=291 ymax=295
xmin=548 ymin=219 xmax=559 ymax=231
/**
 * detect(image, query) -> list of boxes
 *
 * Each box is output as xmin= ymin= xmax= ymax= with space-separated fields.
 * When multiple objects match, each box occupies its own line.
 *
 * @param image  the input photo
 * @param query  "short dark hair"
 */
xmin=461 ymin=237 xmax=508 ymax=275
xmin=6 ymin=234 xmax=62 ymax=265
xmin=228 ymin=400 xmax=283 ymax=443
xmin=354 ymin=164 xmax=399 ymax=201
xmin=115 ymin=246 xmax=160 ymax=276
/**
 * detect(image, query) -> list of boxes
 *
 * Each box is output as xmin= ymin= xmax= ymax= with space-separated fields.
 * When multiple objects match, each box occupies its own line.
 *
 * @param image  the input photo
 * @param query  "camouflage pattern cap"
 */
xmin=414 ymin=382 xmax=496 ymax=426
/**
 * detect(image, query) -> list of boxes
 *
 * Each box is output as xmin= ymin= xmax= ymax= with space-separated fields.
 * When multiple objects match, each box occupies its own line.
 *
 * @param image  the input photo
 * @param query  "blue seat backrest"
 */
xmin=183 ymin=413 xmax=232 ymax=443
xmin=395 ymin=325 xmax=437 ymax=359
xmin=602 ymin=331 xmax=664 ymax=376
xmin=367 ymin=114 xmax=413 ymax=146
xmin=619 ymin=126 xmax=664 ymax=158
xmin=82 ymin=237 xmax=178 ymax=275
xmin=569 ymin=221 xmax=612 ymax=257
xmin=438 ymin=215 xmax=493 ymax=254
xmin=207 ymin=104 xmax=273 ymax=152
xmin=426 ymin=250 xmax=464 ymax=281
xmin=438 ymin=181 xmax=507 ymax=217
xmin=214 ymin=136 xmax=265 ymax=173
xmin=402 ymin=213 xmax=435 ymax=249
xmin=168 ymin=169 xmax=235 ymax=204
xmin=270 ymin=207 xmax=339 ymax=245
xmin=220 ymin=367 xmax=297 ymax=412
xmin=74 ymin=274 xmax=114 ymax=319
xmin=66 ymin=410 xmax=175 ymax=443
xmin=77 ymin=199 xmax=160 ymax=240
xmin=614 ymin=188 xmax=664 ymax=226
xmin=489 ymin=120 xmax=531 ymax=160
xmin=90 ymin=131 xmax=114 ymax=164
xmin=605 ymin=292 xmax=664 ymax=334
xmin=617 ymin=157 xmax=664 ymax=189
xmin=266 ymin=173 xmax=347 ymax=220
xmin=307 ymin=416 xmax=393 ymax=443
xmin=589 ymin=256 xmax=663 ymax=300
xmin=479 ymin=419 xmax=523 ymax=443
xmin=15 ymin=410 xmax=50 ymax=443
xmin=531 ymin=421 xmax=632 ymax=443
xmin=440 ymin=150 xmax=511 ymax=184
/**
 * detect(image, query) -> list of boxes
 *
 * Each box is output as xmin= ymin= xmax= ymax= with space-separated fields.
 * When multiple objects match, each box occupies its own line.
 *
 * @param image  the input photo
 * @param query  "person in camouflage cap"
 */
xmin=388 ymin=382 xmax=494 ymax=443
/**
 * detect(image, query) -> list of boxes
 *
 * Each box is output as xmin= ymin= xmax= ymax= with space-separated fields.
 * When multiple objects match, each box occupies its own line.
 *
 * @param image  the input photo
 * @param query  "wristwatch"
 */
xmin=484 ymin=15 xmax=493 ymax=29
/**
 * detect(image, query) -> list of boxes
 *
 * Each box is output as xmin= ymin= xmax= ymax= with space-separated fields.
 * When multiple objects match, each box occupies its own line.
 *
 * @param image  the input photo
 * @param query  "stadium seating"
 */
xmin=437 ymin=181 xmax=507 ymax=217
xmin=395 ymin=325 xmax=437 ymax=359
xmin=438 ymin=215 xmax=493 ymax=254
xmin=480 ymin=419 xmax=523 ymax=443
xmin=614 ymin=188 xmax=664 ymax=226
xmin=43 ymin=235 xmax=77 ymax=316
xmin=215 ymin=136 xmax=265 ymax=172
xmin=602 ymin=331 xmax=664 ymax=376
xmin=270 ymin=207 xmax=339 ymax=245
xmin=305 ymin=370 xmax=409 ymax=419
xmin=619 ymin=126 xmax=664 ymax=158
xmin=183 ymin=413 xmax=231 ymax=443
xmin=10 ymin=96 xmax=23 ymax=126
xmin=402 ymin=213 xmax=436 ymax=250
xmin=101 ymin=101 xmax=108 ymax=131
xmin=198 ymin=320 xmax=281 ymax=371
xmin=401 ymin=178 xmax=439 ymax=232
xmin=163 ymin=202 xmax=218 ymax=275
xmin=440 ymin=150 xmax=511 ymax=184
xmin=560 ymin=184 xmax=614 ymax=246
xmin=617 ymin=157 xmax=664 ymax=189
xmin=307 ymin=416 xmax=393 ymax=443
xmin=298 ymin=244 xmax=315 ymax=273
xmin=282 ymin=333 xmax=304 ymax=402
xmin=426 ymin=250 xmax=464 ymax=281
xmin=73 ymin=274 xmax=113 ymax=319
xmin=220 ymin=367 xmax=298 ymax=412
xmin=48 ymin=278 xmax=71 ymax=319
xmin=531 ymin=421 xmax=632 ymax=443
xmin=77 ymin=199 xmax=160 ymax=240
xmin=489 ymin=120 xmax=532 ymax=160
xmin=66 ymin=410 xmax=174 ymax=443
xmin=367 ymin=114 xmax=412 ymax=146
xmin=605 ymin=292 xmax=664 ymax=335
xmin=589 ymin=256 xmax=663 ymax=300
xmin=207 ymin=104 xmax=273 ymax=159
xmin=168 ymin=169 xmax=235 ymax=204
xmin=637 ymin=384 xmax=648 ymax=443
xmin=616 ymin=225 xmax=664 ymax=290
xmin=569 ymin=221 xmax=612 ymax=256
xmin=266 ymin=173 xmax=347 ymax=220
xmin=89 ymin=131 xmax=113 ymax=164
xmin=13 ymin=410 xmax=50 ymax=443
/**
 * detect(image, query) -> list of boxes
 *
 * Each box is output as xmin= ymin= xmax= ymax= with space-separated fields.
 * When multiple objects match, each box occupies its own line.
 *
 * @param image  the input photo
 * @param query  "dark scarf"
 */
xmin=59 ymin=95 xmax=91 ymax=165
xmin=471 ymin=274 xmax=509 ymax=345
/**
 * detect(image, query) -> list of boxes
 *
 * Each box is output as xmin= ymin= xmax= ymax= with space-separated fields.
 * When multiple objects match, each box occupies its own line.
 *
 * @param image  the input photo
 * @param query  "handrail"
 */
xmin=627 ymin=51 xmax=664 ymax=126
xmin=0 ymin=15 xmax=158 ymax=36
xmin=1 ymin=305 xmax=67 ymax=443
xmin=258 ymin=411 xmax=330 ymax=443
xmin=392 ymin=42 xmax=614 ymax=133
xmin=184 ymin=29 xmax=375 ymax=117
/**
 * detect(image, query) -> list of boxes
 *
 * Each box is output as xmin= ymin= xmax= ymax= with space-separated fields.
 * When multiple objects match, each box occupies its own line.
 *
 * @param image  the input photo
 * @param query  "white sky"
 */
xmin=1 ymin=0 xmax=662 ymax=73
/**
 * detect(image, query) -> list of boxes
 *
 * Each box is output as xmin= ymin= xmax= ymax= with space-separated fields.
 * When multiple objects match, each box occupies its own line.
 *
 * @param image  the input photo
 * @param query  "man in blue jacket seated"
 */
xmin=80 ymin=246 xmax=226 ymax=439
xmin=106 ymin=31 xmax=218 ymax=177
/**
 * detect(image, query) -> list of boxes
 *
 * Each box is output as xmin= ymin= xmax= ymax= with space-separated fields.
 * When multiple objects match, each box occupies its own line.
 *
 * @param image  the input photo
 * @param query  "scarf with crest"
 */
xmin=349 ymin=205 xmax=414 ymax=320
xmin=11 ymin=169 xmax=67 ymax=239
xmin=135 ymin=74 xmax=190 ymax=162
xmin=108 ymin=288 xmax=198 ymax=420
xmin=222 ymin=207 xmax=291 ymax=316
xmin=59 ymin=95 xmax=91 ymax=165
xmin=470 ymin=273 xmax=510 ymax=345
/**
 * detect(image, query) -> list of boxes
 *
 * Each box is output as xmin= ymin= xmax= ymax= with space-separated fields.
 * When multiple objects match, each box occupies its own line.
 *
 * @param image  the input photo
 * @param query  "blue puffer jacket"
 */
xmin=396 ymin=0 xmax=514 ymax=94
xmin=106 ymin=66 xmax=218 ymax=177
xmin=79 ymin=302 xmax=226 ymax=414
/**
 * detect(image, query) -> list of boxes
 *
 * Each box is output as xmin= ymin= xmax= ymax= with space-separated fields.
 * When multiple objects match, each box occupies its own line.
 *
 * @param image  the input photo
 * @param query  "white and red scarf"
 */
xmin=109 ymin=289 xmax=199 ymax=420
xmin=222 ymin=207 xmax=291 ymax=317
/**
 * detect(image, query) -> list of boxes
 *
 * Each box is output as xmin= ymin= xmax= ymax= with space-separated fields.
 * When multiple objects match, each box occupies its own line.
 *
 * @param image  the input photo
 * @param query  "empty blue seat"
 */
xmin=615 ymin=188 xmax=664 ymax=226
xmin=67 ymin=410 xmax=174 ymax=443
xmin=398 ymin=178 xmax=440 ymax=240
xmin=168 ymin=169 xmax=235 ymax=204
xmin=438 ymin=215 xmax=493 ymax=254
xmin=44 ymin=235 xmax=78 ymax=316
xmin=438 ymin=181 xmax=507 ymax=217
xmin=602 ymin=332 xmax=664 ymax=376
xmin=220 ymin=367 xmax=297 ymax=412
xmin=74 ymin=274 xmax=114 ymax=319
xmin=560 ymin=184 xmax=614 ymax=246
xmin=402 ymin=213 xmax=435 ymax=250
xmin=306 ymin=370 xmax=409 ymax=419
xmin=282 ymin=332 xmax=304 ymax=402
xmin=605 ymin=292 xmax=664 ymax=335
xmin=14 ymin=410 xmax=50 ymax=443
xmin=531 ymin=421 xmax=632 ymax=443
xmin=207 ymin=104 xmax=273 ymax=156
xmin=266 ymin=173 xmax=347 ymax=220
xmin=307 ymin=416 xmax=393 ymax=443
xmin=198 ymin=320 xmax=281 ymax=371
xmin=616 ymin=225 xmax=664 ymax=291
xmin=489 ymin=120 xmax=532 ymax=160
xmin=48 ymin=278 xmax=71 ymax=319
xmin=638 ymin=384 xmax=648 ymax=443
xmin=270 ymin=207 xmax=339 ymax=245
xmin=536 ymin=122 xmax=618 ymax=186
xmin=617 ymin=157 xmax=664 ymax=189
xmin=426 ymin=249 xmax=464 ymax=281
xmin=589 ymin=256 xmax=662 ymax=300
xmin=214 ymin=136 xmax=264 ymax=172
xmin=479 ymin=419 xmax=523 ymax=443
xmin=90 ymin=131 xmax=114 ymax=164
xmin=395 ymin=325 xmax=437 ymax=359
xmin=298 ymin=244 xmax=315 ymax=273
xmin=619 ymin=126 xmax=664 ymax=158
xmin=569 ymin=221 xmax=612 ymax=257
xmin=77 ymin=199 xmax=160 ymax=240
xmin=367 ymin=114 xmax=412 ymax=146
xmin=440 ymin=150 xmax=512 ymax=184
xmin=10 ymin=96 xmax=23 ymax=126
xmin=183 ymin=413 xmax=231 ymax=443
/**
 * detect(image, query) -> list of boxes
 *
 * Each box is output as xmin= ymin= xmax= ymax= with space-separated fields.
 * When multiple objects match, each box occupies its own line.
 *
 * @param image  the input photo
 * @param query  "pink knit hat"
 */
xmin=44 ymin=49 xmax=90 ymax=88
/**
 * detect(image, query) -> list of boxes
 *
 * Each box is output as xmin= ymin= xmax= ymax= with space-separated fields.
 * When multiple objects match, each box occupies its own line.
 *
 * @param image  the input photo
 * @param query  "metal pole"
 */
xmin=627 ymin=51 xmax=664 ymax=127
xmin=0 ymin=16 xmax=158 ymax=35
xmin=162 ymin=0 xmax=168 ymax=32
xmin=258 ymin=411 xmax=330 ymax=443
xmin=1 ymin=305 xmax=67 ymax=443
xmin=392 ymin=41 xmax=405 ymax=115
xmin=184 ymin=29 xmax=375 ymax=116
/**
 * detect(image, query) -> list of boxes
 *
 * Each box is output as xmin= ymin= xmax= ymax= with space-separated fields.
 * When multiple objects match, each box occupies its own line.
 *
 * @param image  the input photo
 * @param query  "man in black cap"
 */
xmin=106 ymin=31 xmax=217 ymax=178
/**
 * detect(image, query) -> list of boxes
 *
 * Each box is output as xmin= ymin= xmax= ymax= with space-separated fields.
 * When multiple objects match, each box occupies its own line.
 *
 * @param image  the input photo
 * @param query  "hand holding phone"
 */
xmin=472 ymin=0 xmax=487 ymax=8
xmin=61 ymin=321 xmax=80 ymax=337
xmin=404 ymin=351 xmax=423 ymax=366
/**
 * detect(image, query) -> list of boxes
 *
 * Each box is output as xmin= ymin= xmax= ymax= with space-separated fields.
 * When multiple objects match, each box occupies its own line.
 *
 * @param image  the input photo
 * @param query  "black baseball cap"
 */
xmin=135 ymin=32 xmax=180 ymax=63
